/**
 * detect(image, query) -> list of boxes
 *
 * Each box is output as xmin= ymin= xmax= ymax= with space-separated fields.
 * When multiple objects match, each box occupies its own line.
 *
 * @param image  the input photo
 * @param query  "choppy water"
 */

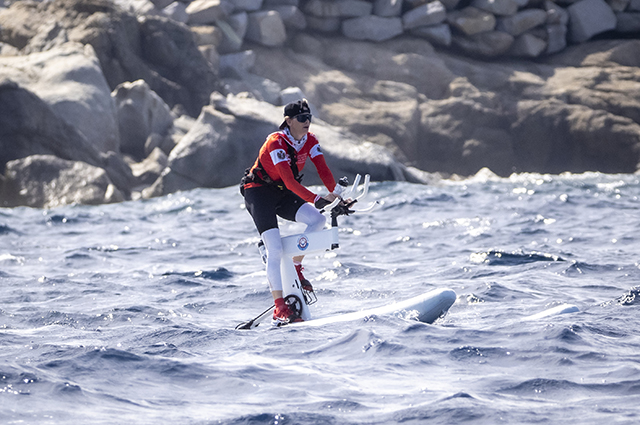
xmin=1 ymin=172 xmax=640 ymax=424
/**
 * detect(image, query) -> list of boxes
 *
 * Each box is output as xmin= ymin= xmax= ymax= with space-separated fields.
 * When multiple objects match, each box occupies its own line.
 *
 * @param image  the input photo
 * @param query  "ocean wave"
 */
xmin=470 ymin=250 xmax=565 ymax=266
xmin=162 ymin=268 xmax=234 ymax=281
xmin=498 ymin=377 xmax=640 ymax=398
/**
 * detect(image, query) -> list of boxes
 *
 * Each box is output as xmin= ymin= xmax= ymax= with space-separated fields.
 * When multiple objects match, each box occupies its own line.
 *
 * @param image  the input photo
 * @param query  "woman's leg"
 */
xmin=260 ymin=227 xmax=284 ymax=301
xmin=291 ymin=203 xmax=326 ymax=264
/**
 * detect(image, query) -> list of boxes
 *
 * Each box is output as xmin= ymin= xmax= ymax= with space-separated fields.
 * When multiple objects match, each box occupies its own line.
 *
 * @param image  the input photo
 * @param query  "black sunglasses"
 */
xmin=293 ymin=113 xmax=312 ymax=123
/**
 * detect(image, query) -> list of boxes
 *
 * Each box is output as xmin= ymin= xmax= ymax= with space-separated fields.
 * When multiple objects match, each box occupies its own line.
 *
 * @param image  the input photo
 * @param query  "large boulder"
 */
xmin=186 ymin=0 xmax=233 ymax=24
xmin=496 ymin=9 xmax=548 ymax=36
xmin=567 ymin=0 xmax=617 ymax=43
xmin=0 ymin=0 xmax=219 ymax=117
xmin=112 ymin=79 xmax=176 ymax=160
xmin=245 ymin=10 xmax=288 ymax=46
xmin=0 ymin=79 xmax=135 ymax=195
xmin=402 ymin=1 xmax=447 ymax=30
xmin=0 ymin=42 xmax=120 ymax=153
xmin=539 ymin=65 xmax=640 ymax=124
xmin=512 ymin=99 xmax=640 ymax=173
xmin=0 ymin=80 xmax=104 ymax=172
xmin=447 ymin=7 xmax=497 ymax=36
xmin=1 ymin=155 xmax=124 ymax=208
xmin=452 ymin=31 xmax=515 ymax=58
xmin=342 ymin=16 xmax=404 ymax=42
xmin=471 ymin=0 xmax=519 ymax=16
xmin=417 ymin=78 xmax=517 ymax=176
xmin=304 ymin=0 xmax=373 ymax=18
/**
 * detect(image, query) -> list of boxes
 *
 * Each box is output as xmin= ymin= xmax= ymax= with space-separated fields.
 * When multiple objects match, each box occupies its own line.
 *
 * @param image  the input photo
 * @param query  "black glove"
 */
xmin=314 ymin=197 xmax=331 ymax=210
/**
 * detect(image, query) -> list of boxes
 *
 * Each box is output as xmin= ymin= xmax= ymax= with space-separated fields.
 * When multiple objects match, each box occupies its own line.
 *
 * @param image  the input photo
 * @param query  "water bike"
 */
xmin=235 ymin=174 xmax=456 ymax=330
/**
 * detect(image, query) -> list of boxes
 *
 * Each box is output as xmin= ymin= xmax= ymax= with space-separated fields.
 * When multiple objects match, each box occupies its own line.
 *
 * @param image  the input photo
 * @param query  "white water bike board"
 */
xmin=291 ymin=288 xmax=456 ymax=328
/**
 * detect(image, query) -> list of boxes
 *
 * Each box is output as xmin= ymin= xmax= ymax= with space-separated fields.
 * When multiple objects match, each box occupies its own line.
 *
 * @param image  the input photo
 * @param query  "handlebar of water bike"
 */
xmin=321 ymin=174 xmax=378 ymax=224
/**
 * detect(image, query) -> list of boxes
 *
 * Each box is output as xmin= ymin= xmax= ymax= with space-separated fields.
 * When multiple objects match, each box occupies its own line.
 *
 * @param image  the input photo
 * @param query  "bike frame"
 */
xmin=280 ymin=174 xmax=374 ymax=321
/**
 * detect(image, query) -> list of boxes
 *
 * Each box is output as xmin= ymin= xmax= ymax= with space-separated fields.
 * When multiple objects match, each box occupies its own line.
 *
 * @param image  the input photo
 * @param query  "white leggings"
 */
xmin=260 ymin=203 xmax=325 ymax=292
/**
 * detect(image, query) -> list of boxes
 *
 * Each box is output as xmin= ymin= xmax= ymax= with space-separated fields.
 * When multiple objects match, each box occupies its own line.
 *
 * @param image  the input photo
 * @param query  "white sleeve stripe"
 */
xmin=270 ymin=149 xmax=288 ymax=165
xmin=309 ymin=144 xmax=323 ymax=158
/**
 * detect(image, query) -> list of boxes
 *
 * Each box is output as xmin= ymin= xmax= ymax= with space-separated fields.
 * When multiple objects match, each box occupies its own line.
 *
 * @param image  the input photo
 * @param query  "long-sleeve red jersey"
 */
xmin=245 ymin=131 xmax=336 ymax=203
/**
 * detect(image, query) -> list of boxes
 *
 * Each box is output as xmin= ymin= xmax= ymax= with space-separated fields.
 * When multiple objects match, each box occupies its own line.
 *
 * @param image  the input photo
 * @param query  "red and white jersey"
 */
xmin=246 ymin=130 xmax=336 ymax=203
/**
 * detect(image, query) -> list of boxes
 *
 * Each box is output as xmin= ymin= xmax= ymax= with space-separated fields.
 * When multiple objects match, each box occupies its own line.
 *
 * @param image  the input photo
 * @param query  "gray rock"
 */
xmin=497 ymin=9 xmax=548 ymax=36
xmin=218 ymin=13 xmax=249 ymax=53
xmin=270 ymin=5 xmax=307 ymax=30
xmin=630 ymin=0 xmax=640 ymax=10
xmin=191 ymin=25 xmax=224 ymax=47
xmin=280 ymin=87 xmax=312 ymax=110
xmin=544 ymin=1 xmax=569 ymax=25
xmin=471 ymin=0 xmax=519 ymax=16
xmin=245 ymin=10 xmax=287 ymax=46
xmin=440 ymin=0 xmax=462 ymax=10
xmin=374 ymin=0 xmax=403 ymax=17
xmin=1 ymin=155 xmax=124 ymax=208
xmin=607 ymin=0 xmax=630 ymax=11
xmin=452 ymin=31 xmax=515 ymax=57
xmin=306 ymin=16 xmax=342 ymax=32
xmin=512 ymin=99 xmax=640 ymax=174
xmin=0 ymin=42 xmax=120 ymax=154
xmin=263 ymin=0 xmax=299 ymax=6
xmin=199 ymin=45 xmax=220 ymax=69
xmin=219 ymin=50 xmax=256 ymax=77
xmin=130 ymin=147 xmax=168 ymax=187
xmin=546 ymin=23 xmax=567 ymax=54
xmin=221 ymin=72 xmax=282 ymax=105
xmin=510 ymin=32 xmax=547 ymax=57
xmin=447 ymin=7 xmax=497 ymax=36
xmin=411 ymin=23 xmax=452 ymax=46
xmin=186 ymin=0 xmax=233 ymax=24
xmin=162 ymin=1 xmax=189 ymax=23
xmin=402 ymin=1 xmax=447 ymax=29
xmin=304 ymin=0 xmax=373 ymax=18
xmin=0 ymin=80 xmax=100 ymax=175
xmin=100 ymin=150 xmax=137 ymax=195
xmin=112 ymin=80 xmax=176 ymax=161
xmin=567 ymin=0 xmax=616 ymax=43
xmin=0 ymin=42 xmax=19 ymax=56
xmin=233 ymin=0 xmax=264 ymax=12
xmin=342 ymin=15 xmax=404 ymax=41
xmin=616 ymin=12 xmax=640 ymax=32
xmin=114 ymin=0 xmax=161 ymax=17
xmin=418 ymin=87 xmax=516 ymax=176
xmin=151 ymin=0 xmax=175 ymax=9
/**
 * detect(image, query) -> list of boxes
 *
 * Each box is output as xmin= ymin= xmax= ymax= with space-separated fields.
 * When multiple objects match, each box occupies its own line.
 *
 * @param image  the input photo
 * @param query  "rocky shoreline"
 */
xmin=1 ymin=0 xmax=640 ymax=208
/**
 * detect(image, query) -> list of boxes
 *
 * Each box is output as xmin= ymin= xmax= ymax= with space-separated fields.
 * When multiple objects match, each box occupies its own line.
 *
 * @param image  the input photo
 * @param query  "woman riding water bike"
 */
xmin=241 ymin=99 xmax=344 ymax=324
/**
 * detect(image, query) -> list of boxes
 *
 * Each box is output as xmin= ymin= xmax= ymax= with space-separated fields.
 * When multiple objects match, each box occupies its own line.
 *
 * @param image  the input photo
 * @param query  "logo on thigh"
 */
xmin=297 ymin=235 xmax=309 ymax=251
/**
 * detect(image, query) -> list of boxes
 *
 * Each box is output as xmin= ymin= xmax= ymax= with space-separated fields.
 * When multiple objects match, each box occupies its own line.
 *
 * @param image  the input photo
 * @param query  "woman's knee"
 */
xmin=296 ymin=203 xmax=326 ymax=233
xmin=261 ymin=228 xmax=283 ymax=261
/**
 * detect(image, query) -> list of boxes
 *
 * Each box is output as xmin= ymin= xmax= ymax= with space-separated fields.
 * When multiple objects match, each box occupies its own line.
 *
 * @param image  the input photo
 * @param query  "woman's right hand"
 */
xmin=314 ymin=193 xmax=338 ymax=209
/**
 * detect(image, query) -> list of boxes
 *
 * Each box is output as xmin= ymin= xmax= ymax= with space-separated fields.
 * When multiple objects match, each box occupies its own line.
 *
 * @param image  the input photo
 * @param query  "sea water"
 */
xmin=1 ymin=172 xmax=639 ymax=424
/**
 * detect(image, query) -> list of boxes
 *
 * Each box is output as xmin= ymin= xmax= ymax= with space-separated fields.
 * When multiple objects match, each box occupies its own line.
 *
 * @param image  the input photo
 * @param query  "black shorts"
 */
xmin=243 ymin=185 xmax=306 ymax=234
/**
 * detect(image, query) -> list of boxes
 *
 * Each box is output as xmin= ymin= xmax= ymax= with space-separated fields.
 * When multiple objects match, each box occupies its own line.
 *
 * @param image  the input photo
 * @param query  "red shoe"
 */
xmin=273 ymin=298 xmax=302 ymax=324
xmin=295 ymin=264 xmax=314 ymax=292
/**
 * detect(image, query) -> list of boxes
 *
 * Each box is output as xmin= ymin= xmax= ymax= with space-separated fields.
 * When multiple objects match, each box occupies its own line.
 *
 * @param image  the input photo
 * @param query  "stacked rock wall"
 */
xmin=120 ymin=0 xmax=640 ymax=58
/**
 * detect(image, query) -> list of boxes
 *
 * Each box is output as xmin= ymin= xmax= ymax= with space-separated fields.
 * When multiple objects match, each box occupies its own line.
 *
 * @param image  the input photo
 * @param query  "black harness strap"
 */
xmin=240 ymin=139 xmax=303 ymax=195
